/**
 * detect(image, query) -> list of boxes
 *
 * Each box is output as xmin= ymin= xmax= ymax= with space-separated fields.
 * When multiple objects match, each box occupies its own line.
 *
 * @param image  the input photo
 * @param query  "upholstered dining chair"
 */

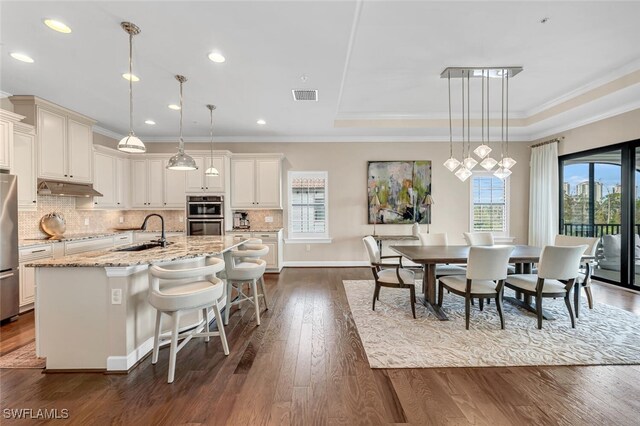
xmin=505 ymin=245 xmax=587 ymax=329
xmin=463 ymin=232 xmax=495 ymax=246
xmin=415 ymin=232 xmax=467 ymax=277
xmin=363 ymin=236 xmax=417 ymax=318
xmin=438 ymin=246 xmax=514 ymax=330
xmin=554 ymin=235 xmax=599 ymax=317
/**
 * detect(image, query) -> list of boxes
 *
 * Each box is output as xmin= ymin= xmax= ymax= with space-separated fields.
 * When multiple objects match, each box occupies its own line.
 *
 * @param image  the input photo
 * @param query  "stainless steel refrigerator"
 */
xmin=0 ymin=173 xmax=19 ymax=322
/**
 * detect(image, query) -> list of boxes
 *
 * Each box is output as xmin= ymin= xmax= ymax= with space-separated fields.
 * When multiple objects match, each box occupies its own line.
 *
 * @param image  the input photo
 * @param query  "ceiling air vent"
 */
xmin=292 ymin=89 xmax=318 ymax=101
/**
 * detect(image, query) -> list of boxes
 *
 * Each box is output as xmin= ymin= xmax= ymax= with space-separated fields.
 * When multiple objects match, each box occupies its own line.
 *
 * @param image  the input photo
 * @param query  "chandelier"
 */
xmin=441 ymin=67 xmax=522 ymax=181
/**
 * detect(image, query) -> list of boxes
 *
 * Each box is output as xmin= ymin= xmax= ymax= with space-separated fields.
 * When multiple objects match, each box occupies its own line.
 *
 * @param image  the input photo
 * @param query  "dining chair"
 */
xmin=363 ymin=236 xmax=417 ymax=318
xmin=437 ymin=246 xmax=514 ymax=330
xmin=554 ymin=235 xmax=599 ymax=317
xmin=416 ymin=232 xmax=467 ymax=277
xmin=505 ymin=245 xmax=587 ymax=329
xmin=463 ymin=232 xmax=495 ymax=246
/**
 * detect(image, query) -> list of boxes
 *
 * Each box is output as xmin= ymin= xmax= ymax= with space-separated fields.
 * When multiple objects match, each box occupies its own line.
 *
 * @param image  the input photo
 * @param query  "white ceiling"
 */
xmin=1 ymin=1 xmax=640 ymax=142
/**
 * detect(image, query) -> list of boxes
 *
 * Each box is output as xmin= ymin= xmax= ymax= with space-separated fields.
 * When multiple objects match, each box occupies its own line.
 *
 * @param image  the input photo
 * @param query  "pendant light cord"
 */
xmin=481 ymin=72 xmax=484 ymax=144
xmin=461 ymin=71 xmax=465 ymax=157
xmin=179 ymin=79 xmax=184 ymax=150
xmin=467 ymin=72 xmax=470 ymax=154
xmin=448 ymin=71 xmax=452 ymax=158
xmin=210 ymin=108 xmax=214 ymax=165
xmin=506 ymin=72 xmax=509 ymax=157
xmin=128 ymin=32 xmax=134 ymax=136
xmin=501 ymin=72 xmax=505 ymax=160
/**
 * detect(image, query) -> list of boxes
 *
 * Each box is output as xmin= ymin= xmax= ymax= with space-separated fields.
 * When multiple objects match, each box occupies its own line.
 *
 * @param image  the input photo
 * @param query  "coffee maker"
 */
xmin=233 ymin=211 xmax=250 ymax=229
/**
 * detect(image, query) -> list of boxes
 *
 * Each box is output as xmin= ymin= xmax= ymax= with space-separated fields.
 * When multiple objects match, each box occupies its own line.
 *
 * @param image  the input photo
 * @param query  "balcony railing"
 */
xmin=563 ymin=223 xmax=640 ymax=237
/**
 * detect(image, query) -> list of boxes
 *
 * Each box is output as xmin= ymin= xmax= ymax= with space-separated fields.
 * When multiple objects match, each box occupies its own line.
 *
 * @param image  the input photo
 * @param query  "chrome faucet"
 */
xmin=140 ymin=214 xmax=167 ymax=247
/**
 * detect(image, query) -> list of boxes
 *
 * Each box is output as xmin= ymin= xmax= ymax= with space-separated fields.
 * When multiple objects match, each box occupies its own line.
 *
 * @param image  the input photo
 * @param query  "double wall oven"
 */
xmin=186 ymin=195 xmax=224 ymax=236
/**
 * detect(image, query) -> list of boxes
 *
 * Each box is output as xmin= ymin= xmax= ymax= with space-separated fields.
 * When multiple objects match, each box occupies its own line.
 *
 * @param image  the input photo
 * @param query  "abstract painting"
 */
xmin=367 ymin=161 xmax=432 ymax=224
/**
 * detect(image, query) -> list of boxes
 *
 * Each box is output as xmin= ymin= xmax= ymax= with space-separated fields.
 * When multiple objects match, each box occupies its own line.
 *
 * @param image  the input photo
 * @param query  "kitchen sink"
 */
xmin=114 ymin=242 xmax=170 ymax=252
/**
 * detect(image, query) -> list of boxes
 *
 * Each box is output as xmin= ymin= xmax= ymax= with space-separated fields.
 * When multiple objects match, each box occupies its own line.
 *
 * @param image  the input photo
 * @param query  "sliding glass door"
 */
xmin=560 ymin=141 xmax=640 ymax=289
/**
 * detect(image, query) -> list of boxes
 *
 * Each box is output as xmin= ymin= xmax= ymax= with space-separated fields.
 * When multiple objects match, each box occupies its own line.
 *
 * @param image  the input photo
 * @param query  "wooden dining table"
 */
xmin=390 ymin=244 xmax=543 ymax=321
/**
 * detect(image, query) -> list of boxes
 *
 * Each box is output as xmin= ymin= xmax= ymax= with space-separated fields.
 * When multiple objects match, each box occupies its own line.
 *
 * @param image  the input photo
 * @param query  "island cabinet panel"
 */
xmin=37 ymin=107 xmax=67 ymax=180
xmin=66 ymin=118 xmax=93 ymax=183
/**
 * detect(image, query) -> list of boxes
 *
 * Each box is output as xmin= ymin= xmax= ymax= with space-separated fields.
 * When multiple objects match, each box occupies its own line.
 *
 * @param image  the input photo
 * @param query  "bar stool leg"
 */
xmin=251 ymin=278 xmax=261 ymax=326
xmin=259 ymin=276 xmax=269 ymax=310
xmin=213 ymin=302 xmax=230 ymax=355
xmin=152 ymin=310 xmax=162 ymax=365
xmin=203 ymin=308 xmax=210 ymax=342
xmin=168 ymin=311 xmax=181 ymax=384
xmin=224 ymin=280 xmax=233 ymax=325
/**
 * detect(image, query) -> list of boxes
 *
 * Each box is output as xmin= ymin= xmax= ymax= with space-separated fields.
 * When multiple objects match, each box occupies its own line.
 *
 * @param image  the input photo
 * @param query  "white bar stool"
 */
xmin=148 ymin=257 xmax=229 ymax=383
xmin=222 ymin=243 xmax=269 ymax=326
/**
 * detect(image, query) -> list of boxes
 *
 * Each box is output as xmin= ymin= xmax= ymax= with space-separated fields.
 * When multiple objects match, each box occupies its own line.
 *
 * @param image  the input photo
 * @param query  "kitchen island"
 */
xmin=28 ymin=236 xmax=245 ymax=372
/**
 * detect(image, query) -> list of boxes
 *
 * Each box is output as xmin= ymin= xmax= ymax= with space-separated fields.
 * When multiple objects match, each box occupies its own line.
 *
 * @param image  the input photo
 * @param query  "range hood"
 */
xmin=37 ymin=180 xmax=103 ymax=198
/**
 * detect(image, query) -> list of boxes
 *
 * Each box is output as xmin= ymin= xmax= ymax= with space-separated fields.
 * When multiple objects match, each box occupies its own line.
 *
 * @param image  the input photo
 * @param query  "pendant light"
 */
xmin=443 ymin=70 xmax=460 ymax=172
xmin=494 ymin=71 xmax=512 ymax=180
xmin=461 ymin=72 xmax=477 ymax=171
xmin=455 ymin=72 xmax=472 ymax=182
xmin=204 ymin=104 xmax=219 ymax=177
xmin=167 ymin=75 xmax=198 ymax=171
xmin=117 ymin=22 xmax=146 ymax=153
xmin=480 ymin=72 xmax=498 ymax=170
xmin=500 ymin=71 xmax=517 ymax=170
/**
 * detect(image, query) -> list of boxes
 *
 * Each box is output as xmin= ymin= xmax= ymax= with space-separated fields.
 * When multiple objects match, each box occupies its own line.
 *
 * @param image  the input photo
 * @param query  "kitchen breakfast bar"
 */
xmin=27 ymin=236 xmax=245 ymax=372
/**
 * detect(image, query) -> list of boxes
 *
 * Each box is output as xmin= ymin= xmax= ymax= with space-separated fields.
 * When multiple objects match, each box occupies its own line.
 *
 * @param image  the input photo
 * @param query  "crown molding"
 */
xmin=0 ymin=91 xmax=12 ymax=99
xmin=93 ymin=125 xmax=124 ymax=140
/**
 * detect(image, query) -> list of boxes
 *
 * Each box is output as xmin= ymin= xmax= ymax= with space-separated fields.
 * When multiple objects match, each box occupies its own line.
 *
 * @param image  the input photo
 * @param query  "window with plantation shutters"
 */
xmin=470 ymin=173 xmax=509 ymax=234
xmin=288 ymin=171 xmax=329 ymax=241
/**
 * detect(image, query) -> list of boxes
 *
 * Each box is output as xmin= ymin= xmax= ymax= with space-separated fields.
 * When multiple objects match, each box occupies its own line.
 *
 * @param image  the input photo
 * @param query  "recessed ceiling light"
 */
xmin=257 ymin=119 xmax=266 ymax=125
xmin=10 ymin=52 xmax=34 ymax=63
xmin=122 ymin=73 xmax=140 ymax=82
xmin=540 ymin=17 xmax=550 ymax=24
xmin=43 ymin=19 xmax=72 ymax=33
xmin=144 ymin=120 xmax=156 ymax=125
xmin=168 ymin=104 xmax=181 ymax=110
xmin=208 ymin=52 xmax=226 ymax=63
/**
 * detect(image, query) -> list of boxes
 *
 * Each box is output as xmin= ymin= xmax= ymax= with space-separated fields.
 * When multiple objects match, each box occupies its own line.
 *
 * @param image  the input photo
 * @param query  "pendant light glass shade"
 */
xmin=443 ymin=157 xmax=460 ymax=172
xmin=473 ymin=144 xmax=491 ymax=159
xmin=480 ymin=156 xmax=498 ymax=171
xmin=462 ymin=156 xmax=477 ymax=170
xmin=167 ymin=75 xmax=197 ymax=171
xmin=118 ymin=22 xmax=145 ymax=153
xmin=454 ymin=166 xmax=472 ymax=182
xmin=493 ymin=166 xmax=512 ymax=180
xmin=204 ymin=104 xmax=219 ymax=177
xmin=500 ymin=157 xmax=517 ymax=169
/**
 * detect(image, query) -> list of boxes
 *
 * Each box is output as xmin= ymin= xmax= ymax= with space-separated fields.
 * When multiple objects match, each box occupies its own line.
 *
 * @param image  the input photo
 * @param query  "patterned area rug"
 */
xmin=0 ymin=342 xmax=45 ymax=369
xmin=343 ymin=280 xmax=640 ymax=369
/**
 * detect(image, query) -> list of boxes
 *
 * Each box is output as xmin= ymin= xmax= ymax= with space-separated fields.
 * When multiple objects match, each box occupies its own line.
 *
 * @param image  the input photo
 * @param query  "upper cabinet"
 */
xmin=230 ymin=154 xmax=283 ymax=209
xmin=0 ymin=109 xmax=24 ymax=171
xmin=185 ymin=154 xmax=226 ymax=193
xmin=12 ymin=122 xmax=37 ymax=210
xmin=76 ymin=146 xmax=130 ymax=210
xmin=131 ymin=156 xmax=185 ymax=209
xmin=10 ymin=96 xmax=96 ymax=184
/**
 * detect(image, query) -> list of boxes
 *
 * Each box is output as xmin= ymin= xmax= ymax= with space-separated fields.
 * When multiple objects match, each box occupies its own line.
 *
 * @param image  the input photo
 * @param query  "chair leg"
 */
xmin=574 ymin=282 xmax=581 ymax=319
xmin=564 ymin=294 xmax=576 ymax=328
xmin=486 ymin=298 xmax=491 ymax=305
xmin=464 ymin=295 xmax=471 ymax=330
xmin=152 ymin=310 xmax=162 ymax=365
xmin=372 ymin=283 xmax=380 ymax=311
xmin=213 ymin=302 xmax=230 ymax=355
xmin=471 ymin=298 xmax=475 ymax=306
xmin=259 ymin=276 xmax=269 ymax=310
xmin=203 ymin=308 xmax=210 ymax=342
xmin=251 ymin=279 xmax=261 ymax=326
xmin=496 ymin=293 xmax=505 ymax=330
xmin=585 ymin=286 xmax=594 ymax=309
xmin=224 ymin=281 xmax=232 ymax=325
xmin=437 ymin=282 xmax=444 ymax=307
xmin=535 ymin=295 xmax=543 ymax=330
xmin=479 ymin=298 xmax=484 ymax=312
xmin=410 ymin=286 xmax=416 ymax=319
xmin=168 ymin=311 xmax=181 ymax=384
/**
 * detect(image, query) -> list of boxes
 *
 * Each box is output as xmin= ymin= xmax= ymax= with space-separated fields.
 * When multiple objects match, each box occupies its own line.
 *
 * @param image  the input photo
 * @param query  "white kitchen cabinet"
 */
xmin=230 ymin=155 xmax=282 ymax=209
xmin=148 ymin=159 xmax=165 ymax=207
xmin=12 ymin=122 xmax=37 ymax=210
xmin=0 ymin=114 xmax=14 ymax=170
xmin=19 ymin=244 xmax=54 ymax=309
xmin=115 ymin=157 xmax=129 ymax=208
xmin=164 ymin=166 xmax=187 ymax=208
xmin=64 ymin=236 xmax=115 ymax=255
xmin=10 ymin=96 xmax=96 ymax=183
xmin=185 ymin=155 xmax=225 ymax=193
xmin=93 ymin=152 xmax=117 ymax=207
xmin=113 ymin=232 xmax=133 ymax=246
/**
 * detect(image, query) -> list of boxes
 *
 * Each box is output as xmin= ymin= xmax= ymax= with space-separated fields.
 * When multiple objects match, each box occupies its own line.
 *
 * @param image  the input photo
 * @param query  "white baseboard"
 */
xmin=107 ymin=337 xmax=155 ymax=371
xmin=283 ymin=261 xmax=369 ymax=267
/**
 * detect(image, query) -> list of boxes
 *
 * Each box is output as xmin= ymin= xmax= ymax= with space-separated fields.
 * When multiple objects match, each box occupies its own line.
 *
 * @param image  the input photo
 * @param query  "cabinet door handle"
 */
xmin=70 ymin=175 xmax=73 ymax=178
xmin=117 ymin=202 xmax=120 ymax=205
xmin=64 ymin=174 xmax=68 ymax=177
xmin=164 ymin=203 xmax=167 ymax=205
xmin=94 ymin=202 xmax=97 ymax=205
xmin=33 ymin=200 xmax=36 ymax=203
xmin=31 ymin=249 xmax=46 ymax=253
xmin=0 ymin=272 xmax=15 ymax=280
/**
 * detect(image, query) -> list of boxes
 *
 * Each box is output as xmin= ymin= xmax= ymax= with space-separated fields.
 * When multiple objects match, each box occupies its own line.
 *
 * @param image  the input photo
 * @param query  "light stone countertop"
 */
xmin=26 ymin=236 xmax=243 ymax=268
xmin=18 ymin=230 xmax=185 ymax=248
xmin=229 ymin=228 xmax=283 ymax=233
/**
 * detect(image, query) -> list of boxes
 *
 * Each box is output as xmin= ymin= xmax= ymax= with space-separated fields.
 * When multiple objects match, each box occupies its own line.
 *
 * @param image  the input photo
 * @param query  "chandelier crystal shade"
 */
xmin=117 ymin=22 xmax=146 ymax=153
xmin=205 ymin=104 xmax=219 ymax=177
xmin=167 ymin=75 xmax=198 ymax=171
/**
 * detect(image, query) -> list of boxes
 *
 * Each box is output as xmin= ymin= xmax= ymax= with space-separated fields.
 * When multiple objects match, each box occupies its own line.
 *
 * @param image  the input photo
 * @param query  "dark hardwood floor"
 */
xmin=1 ymin=267 xmax=640 ymax=425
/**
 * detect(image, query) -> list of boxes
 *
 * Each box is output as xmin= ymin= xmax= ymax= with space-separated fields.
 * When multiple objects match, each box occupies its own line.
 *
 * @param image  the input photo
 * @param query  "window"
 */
xmin=287 ymin=171 xmax=330 ymax=243
xmin=470 ymin=172 xmax=509 ymax=235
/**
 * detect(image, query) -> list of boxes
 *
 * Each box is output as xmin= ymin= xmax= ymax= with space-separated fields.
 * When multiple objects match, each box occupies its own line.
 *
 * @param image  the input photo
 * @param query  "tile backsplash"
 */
xmin=236 ymin=209 xmax=283 ymax=230
xmin=18 ymin=196 xmax=185 ymax=239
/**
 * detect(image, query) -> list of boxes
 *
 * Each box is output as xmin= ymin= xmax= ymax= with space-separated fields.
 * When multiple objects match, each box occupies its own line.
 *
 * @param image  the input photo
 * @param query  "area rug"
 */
xmin=343 ymin=280 xmax=640 ymax=369
xmin=0 ymin=342 xmax=46 ymax=369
